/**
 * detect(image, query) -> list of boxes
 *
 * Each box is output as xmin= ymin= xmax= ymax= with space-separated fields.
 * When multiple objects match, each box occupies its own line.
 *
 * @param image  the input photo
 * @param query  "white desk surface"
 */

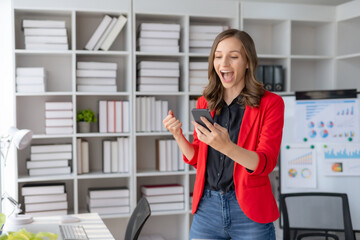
xmin=3 ymin=213 xmax=115 ymax=240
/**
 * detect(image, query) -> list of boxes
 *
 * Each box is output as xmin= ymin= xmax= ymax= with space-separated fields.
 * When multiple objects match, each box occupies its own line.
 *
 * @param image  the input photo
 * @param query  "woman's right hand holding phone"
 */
xmin=163 ymin=109 xmax=183 ymax=138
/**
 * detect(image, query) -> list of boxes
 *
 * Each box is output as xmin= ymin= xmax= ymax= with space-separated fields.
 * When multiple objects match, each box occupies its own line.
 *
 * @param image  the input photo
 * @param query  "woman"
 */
xmin=163 ymin=29 xmax=284 ymax=240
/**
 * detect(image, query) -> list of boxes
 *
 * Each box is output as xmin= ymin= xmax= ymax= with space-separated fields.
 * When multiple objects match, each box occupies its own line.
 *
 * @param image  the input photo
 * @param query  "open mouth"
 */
xmin=220 ymin=70 xmax=234 ymax=82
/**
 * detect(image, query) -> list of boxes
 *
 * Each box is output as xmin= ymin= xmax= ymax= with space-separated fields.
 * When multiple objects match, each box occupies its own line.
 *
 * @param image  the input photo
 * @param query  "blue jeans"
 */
xmin=190 ymin=189 xmax=276 ymax=240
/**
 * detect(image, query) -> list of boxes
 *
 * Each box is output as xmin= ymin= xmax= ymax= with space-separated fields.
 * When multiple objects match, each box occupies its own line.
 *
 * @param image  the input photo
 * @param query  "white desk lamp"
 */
xmin=0 ymin=127 xmax=33 ymax=225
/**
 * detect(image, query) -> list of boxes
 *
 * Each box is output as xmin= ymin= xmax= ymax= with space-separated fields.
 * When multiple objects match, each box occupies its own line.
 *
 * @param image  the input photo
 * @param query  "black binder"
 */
xmin=263 ymin=65 xmax=273 ymax=91
xmin=273 ymin=65 xmax=284 ymax=92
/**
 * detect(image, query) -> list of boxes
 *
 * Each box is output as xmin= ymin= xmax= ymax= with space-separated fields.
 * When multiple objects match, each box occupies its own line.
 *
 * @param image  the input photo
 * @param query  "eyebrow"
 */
xmin=215 ymin=50 xmax=241 ymax=53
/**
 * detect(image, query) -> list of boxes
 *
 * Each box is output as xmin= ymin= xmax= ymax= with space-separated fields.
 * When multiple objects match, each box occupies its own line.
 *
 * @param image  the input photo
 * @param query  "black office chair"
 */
xmin=124 ymin=197 xmax=151 ymax=240
xmin=280 ymin=192 xmax=355 ymax=240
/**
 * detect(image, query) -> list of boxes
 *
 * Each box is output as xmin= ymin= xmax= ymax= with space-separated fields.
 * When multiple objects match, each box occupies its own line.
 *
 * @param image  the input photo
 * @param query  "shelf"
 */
xmin=17 ymin=174 xmax=75 ymax=182
xmin=77 ymin=172 xmax=131 ymax=179
xmin=136 ymin=170 xmax=186 ymax=177
xmin=336 ymin=53 xmax=360 ymax=60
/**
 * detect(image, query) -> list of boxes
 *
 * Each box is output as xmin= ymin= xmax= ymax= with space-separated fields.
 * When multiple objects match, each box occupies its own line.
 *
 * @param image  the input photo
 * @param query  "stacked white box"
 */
xmin=45 ymin=102 xmax=73 ymax=134
xmin=87 ymin=188 xmax=130 ymax=215
xmin=189 ymin=25 xmax=230 ymax=54
xmin=16 ymin=67 xmax=46 ymax=93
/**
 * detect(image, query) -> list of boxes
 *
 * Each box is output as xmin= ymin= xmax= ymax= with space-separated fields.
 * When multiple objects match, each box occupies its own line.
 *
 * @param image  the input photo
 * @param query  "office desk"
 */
xmin=3 ymin=213 xmax=115 ymax=240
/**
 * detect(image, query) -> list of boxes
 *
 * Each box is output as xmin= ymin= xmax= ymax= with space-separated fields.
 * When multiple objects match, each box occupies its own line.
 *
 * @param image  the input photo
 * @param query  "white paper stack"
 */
xmin=141 ymin=184 xmax=184 ymax=212
xmin=84 ymin=14 xmax=127 ymax=51
xmin=98 ymin=100 xmax=130 ymax=133
xmin=76 ymin=61 xmax=117 ymax=92
xmin=189 ymin=61 xmax=208 ymax=92
xmin=137 ymin=23 xmax=180 ymax=53
xmin=137 ymin=61 xmax=179 ymax=92
xmin=27 ymin=144 xmax=72 ymax=177
xmin=156 ymin=139 xmax=184 ymax=172
xmin=16 ymin=67 xmax=46 ymax=93
xmin=189 ymin=25 xmax=230 ymax=54
xmin=88 ymin=188 xmax=130 ymax=215
xmin=45 ymin=102 xmax=73 ymax=134
xmin=136 ymin=97 xmax=169 ymax=132
xmin=102 ymin=138 xmax=130 ymax=173
xmin=22 ymin=184 xmax=68 ymax=217
xmin=22 ymin=19 xmax=68 ymax=50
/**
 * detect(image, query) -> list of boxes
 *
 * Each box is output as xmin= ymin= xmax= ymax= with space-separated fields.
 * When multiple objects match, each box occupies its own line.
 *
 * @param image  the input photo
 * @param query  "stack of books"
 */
xmin=87 ymin=188 xmax=130 ymax=215
xmin=76 ymin=61 xmax=117 ymax=92
xmin=76 ymin=139 xmax=90 ymax=174
xmin=141 ymin=184 xmax=184 ymax=212
xmin=136 ymin=97 xmax=169 ymax=132
xmin=84 ymin=14 xmax=127 ymax=51
xmin=22 ymin=184 xmax=68 ymax=217
xmin=98 ymin=100 xmax=130 ymax=133
xmin=189 ymin=25 xmax=230 ymax=54
xmin=189 ymin=99 xmax=197 ymax=132
xmin=16 ymin=67 xmax=46 ymax=93
xmin=137 ymin=61 xmax=179 ymax=92
xmin=102 ymin=137 xmax=130 ymax=173
xmin=256 ymin=65 xmax=284 ymax=92
xmin=27 ymin=144 xmax=72 ymax=177
xmin=156 ymin=139 xmax=184 ymax=172
xmin=137 ymin=23 xmax=180 ymax=53
xmin=45 ymin=102 xmax=73 ymax=135
xmin=189 ymin=61 xmax=208 ymax=92
xmin=22 ymin=19 xmax=68 ymax=50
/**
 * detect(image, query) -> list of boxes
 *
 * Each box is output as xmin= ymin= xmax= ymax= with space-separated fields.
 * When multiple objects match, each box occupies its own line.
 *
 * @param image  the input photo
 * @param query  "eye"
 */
xmin=231 ymin=56 xmax=239 ymax=59
xmin=214 ymin=55 xmax=222 ymax=59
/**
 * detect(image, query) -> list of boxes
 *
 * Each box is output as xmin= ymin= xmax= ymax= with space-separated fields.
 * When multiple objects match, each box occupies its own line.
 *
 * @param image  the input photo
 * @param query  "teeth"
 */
xmin=221 ymin=70 xmax=231 ymax=73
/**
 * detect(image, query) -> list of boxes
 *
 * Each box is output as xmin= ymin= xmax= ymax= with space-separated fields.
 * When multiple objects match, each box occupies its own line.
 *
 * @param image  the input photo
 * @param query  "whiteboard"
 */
xmin=280 ymin=94 xmax=360 ymax=231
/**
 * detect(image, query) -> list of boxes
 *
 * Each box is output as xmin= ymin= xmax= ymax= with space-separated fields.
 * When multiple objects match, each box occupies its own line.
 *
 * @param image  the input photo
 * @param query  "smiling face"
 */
xmin=213 ymin=37 xmax=248 ymax=101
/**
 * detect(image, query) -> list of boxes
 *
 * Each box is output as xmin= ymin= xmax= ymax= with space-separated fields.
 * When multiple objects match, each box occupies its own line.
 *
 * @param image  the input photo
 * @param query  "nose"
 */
xmin=220 ymin=56 xmax=230 ymax=66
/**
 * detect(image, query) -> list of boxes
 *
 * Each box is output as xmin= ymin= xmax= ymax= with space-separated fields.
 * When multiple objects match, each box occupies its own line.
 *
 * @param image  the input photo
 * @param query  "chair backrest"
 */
xmin=124 ymin=197 xmax=151 ymax=240
xmin=280 ymin=192 xmax=355 ymax=240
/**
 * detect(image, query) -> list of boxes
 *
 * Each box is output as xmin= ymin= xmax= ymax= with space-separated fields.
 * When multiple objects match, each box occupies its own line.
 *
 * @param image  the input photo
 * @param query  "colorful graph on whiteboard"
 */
xmin=322 ymin=143 xmax=360 ymax=176
xmin=295 ymin=99 xmax=359 ymax=143
xmin=281 ymin=144 xmax=317 ymax=188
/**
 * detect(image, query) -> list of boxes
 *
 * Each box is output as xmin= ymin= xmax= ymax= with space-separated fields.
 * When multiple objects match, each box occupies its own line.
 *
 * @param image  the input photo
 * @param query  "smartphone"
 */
xmin=191 ymin=108 xmax=214 ymax=131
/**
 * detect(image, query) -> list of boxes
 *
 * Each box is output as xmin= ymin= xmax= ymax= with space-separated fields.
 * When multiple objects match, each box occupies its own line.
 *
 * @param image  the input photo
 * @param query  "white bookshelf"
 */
xmin=11 ymin=0 xmax=360 ymax=239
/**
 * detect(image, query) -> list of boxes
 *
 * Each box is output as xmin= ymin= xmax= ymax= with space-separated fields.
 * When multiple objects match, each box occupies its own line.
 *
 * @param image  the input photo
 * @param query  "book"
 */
xmin=155 ymin=100 xmax=162 ymax=132
xmin=76 ymin=69 xmax=116 ymax=78
xmin=123 ymin=138 xmax=129 ymax=172
xmin=77 ymin=62 xmax=117 ymax=70
xmin=189 ymin=77 xmax=207 ymax=85
xmin=45 ymin=102 xmax=73 ymax=110
xmin=107 ymin=101 xmax=115 ymax=133
xmin=161 ymin=101 xmax=168 ymax=132
xmin=77 ymin=78 xmax=116 ymax=85
xmin=137 ymin=61 xmax=179 ymax=69
xmin=25 ymin=201 xmax=68 ymax=212
xmin=190 ymin=25 xmax=229 ymax=33
xmin=111 ymin=141 xmax=118 ymax=172
xmin=122 ymin=101 xmax=130 ymax=133
xmin=115 ymin=101 xmax=123 ymax=133
xmin=138 ymin=38 xmax=178 ymax=46
xmin=88 ymin=188 xmax=130 ymax=199
xmin=28 ymin=166 xmax=71 ymax=176
xmin=156 ymin=140 xmax=166 ymax=172
xmin=137 ymin=84 xmax=178 ymax=92
xmin=189 ymin=40 xmax=213 ymax=47
xmin=166 ymin=140 xmax=172 ymax=171
xmin=22 ymin=19 xmax=66 ymax=28
xmin=16 ymin=67 xmax=45 ymax=77
xmin=189 ymin=62 xmax=208 ymax=70
xmin=93 ymin=17 xmax=118 ymax=51
xmin=76 ymin=138 xmax=82 ymax=174
xmin=89 ymin=205 xmax=129 ymax=214
xmin=189 ymin=70 xmax=207 ymax=78
xmin=139 ymin=23 xmax=180 ymax=32
xmin=81 ymin=141 xmax=89 ymax=173
xmin=139 ymin=30 xmax=180 ymax=39
xmin=189 ymin=32 xmax=219 ymax=40
xmin=24 ymin=28 xmax=67 ymax=36
xmin=45 ymin=110 xmax=73 ymax=118
xmin=103 ymin=140 xmax=111 ymax=173
xmin=144 ymin=193 xmax=184 ymax=203
xmin=263 ymin=65 xmax=274 ymax=91
xmin=99 ymin=100 xmax=107 ymax=133
xmin=189 ymin=47 xmax=211 ymax=54
xmin=137 ymin=77 xmax=178 ymax=85
xmin=137 ymin=69 xmax=180 ymax=77
xmin=25 ymin=43 xmax=68 ymax=50
xmin=22 ymin=184 xmax=65 ymax=196
xmin=100 ymin=15 xmax=128 ymax=51
xmin=149 ymin=202 xmax=184 ymax=211
xmin=24 ymin=193 xmax=67 ymax=204
xmin=141 ymin=184 xmax=184 ymax=195
xmin=30 ymin=152 xmax=72 ymax=161
xmin=25 ymin=36 xmax=68 ymax=44
xmin=26 ymin=209 xmax=67 ymax=217
xmin=16 ymin=85 xmax=45 ymax=93
xmin=16 ymin=76 xmax=45 ymax=85
xmin=85 ymin=15 xmax=113 ymax=50
xmin=45 ymin=127 xmax=73 ymax=134
xmin=77 ymin=85 xmax=117 ymax=92
xmin=117 ymin=138 xmax=125 ymax=172
xmin=273 ymin=65 xmax=284 ymax=92
xmin=139 ymin=45 xmax=179 ymax=53
xmin=45 ymin=118 xmax=73 ymax=127
xmin=87 ymin=196 xmax=129 ymax=208
xmin=26 ymin=159 xmax=69 ymax=169
xmin=171 ymin=140 xmax=179 ymax=171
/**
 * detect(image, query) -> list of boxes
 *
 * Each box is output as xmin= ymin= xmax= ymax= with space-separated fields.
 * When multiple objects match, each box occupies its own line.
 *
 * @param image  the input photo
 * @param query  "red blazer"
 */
xmin=185 ymin=91 xmax=284 ymax=223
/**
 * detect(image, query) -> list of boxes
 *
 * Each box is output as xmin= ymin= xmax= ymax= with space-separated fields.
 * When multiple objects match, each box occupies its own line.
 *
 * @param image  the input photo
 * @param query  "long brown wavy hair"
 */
xmin=203 ymin=29 xmax=264 ymax=114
